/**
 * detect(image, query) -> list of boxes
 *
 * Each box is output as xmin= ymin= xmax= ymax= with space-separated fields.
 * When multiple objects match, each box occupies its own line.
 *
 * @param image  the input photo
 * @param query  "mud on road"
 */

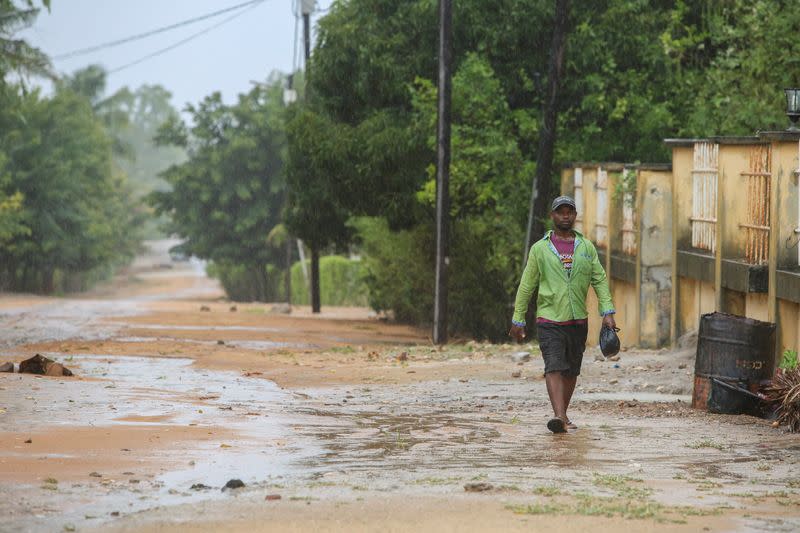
xmin=0 ymin=242 xmax=798 ymax=532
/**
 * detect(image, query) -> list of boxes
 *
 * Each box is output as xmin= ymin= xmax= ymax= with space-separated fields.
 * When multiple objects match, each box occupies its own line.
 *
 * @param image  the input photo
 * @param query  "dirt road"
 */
xmin=1 ymin=241 xmax=798 ymax=532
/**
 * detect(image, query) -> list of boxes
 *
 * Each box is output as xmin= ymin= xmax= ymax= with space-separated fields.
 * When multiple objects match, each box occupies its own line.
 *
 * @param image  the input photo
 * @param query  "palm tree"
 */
xmin=0 ymin=1 xmax=53 ymax=80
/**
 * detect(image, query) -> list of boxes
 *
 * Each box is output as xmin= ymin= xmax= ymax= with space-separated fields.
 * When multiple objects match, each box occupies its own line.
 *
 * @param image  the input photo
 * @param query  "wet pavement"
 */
xmin=0 ymin=241 xmax=799 ymax=532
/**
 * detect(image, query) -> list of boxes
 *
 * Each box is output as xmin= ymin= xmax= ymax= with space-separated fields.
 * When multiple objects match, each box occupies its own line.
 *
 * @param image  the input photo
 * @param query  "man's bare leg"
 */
xmin=562 ymin=374 xmax=578 ymax=427
xmin=545 ymin=372 xmax=567 ymax=419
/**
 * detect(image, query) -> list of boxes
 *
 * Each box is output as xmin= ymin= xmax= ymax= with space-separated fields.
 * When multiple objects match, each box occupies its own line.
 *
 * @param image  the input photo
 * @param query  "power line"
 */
xmin=53 ymin=0 xmax=264 ymax=61
xmin=108 ymin=1 xmax=265 ymax=75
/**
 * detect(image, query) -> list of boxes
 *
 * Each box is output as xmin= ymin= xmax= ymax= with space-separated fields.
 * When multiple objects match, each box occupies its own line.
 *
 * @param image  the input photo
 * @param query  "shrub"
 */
xmin=290 ymin=255 xmax=368 ymax=306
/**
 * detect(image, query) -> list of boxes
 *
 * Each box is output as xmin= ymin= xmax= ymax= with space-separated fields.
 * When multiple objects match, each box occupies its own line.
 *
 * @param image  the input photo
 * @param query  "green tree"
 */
xmin=150 ymin=77 xmax=288 ymax=301
xmin=0 ymin=0 xmax=52 ymax=80
xmin=0 ymin=85 xmax=140 ymax=292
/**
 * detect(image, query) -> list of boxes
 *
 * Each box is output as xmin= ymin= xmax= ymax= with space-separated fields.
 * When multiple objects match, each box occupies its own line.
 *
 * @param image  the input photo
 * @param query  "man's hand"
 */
xmin=602 ymin=313 xmax=617 ymax=330
xmin=509 ymin=324 xmax=526 ymax=342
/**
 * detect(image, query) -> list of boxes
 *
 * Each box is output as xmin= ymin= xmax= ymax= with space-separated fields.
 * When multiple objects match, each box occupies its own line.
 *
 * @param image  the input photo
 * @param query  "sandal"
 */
xmin=547 ymin=417 xmax=567 ymax=433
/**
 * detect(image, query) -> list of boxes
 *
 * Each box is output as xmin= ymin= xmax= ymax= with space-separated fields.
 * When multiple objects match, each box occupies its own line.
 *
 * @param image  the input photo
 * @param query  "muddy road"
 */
xmin=1 ymin=241 xmax=798 ymax=532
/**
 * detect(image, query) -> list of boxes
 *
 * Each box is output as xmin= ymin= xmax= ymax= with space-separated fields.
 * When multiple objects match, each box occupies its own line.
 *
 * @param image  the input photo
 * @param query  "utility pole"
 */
xmin=283 ymin=74 xmax=294 ymax=310
xmin=433 ymin=0 xmax=452 ymax=345
xmin=300 ymin=0 xmax=320 ymax=314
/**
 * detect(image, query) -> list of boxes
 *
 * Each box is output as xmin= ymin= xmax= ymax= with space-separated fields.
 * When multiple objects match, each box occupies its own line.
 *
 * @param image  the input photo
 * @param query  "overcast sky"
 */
xmin=22 ymin=0 xmax=332 ymax=111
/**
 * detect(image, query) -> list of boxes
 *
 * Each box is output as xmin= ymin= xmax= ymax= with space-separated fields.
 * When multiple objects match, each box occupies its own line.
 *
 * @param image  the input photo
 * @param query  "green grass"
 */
xmin=328 ymin=346 xmax=356 ymax=354
xmin=592 ymin=473 xmax=652 ymax=499
xmin=413 ymin=476 xmax=461 ymax=486
xmin=686 ymin=439 xmax=725 ymax=450
xmin=507 ymin=493 xmax=722 ymax=523
xmin=507 ymin=503 xmax=564 ymax=515
xmin=533 ymin=485 xmax=562 ymax=497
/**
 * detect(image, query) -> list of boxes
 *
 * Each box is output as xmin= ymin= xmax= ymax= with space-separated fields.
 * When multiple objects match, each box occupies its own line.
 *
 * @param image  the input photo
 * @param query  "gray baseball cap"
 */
xmin=551 ymin=195 xmax=576 ymax=211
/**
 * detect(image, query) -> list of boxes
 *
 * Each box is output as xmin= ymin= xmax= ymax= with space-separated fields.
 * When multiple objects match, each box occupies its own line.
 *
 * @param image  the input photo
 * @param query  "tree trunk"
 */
xmin=311 ymin=245 xmax=321 ymax=313
xmin=251 ymin=264 xmax=269 ymax=302
xmin=285 ymin=234 xmax=292 ymax=306
xmin=42 ymin=268 xmax=55 ymax=294
xmin=524 ymin=0 xmax=571 ymax=261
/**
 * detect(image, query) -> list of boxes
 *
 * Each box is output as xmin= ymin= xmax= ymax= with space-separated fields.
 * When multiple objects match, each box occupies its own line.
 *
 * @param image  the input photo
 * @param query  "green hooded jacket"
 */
xmin=512 ymin=230 xmax=615 ymax=325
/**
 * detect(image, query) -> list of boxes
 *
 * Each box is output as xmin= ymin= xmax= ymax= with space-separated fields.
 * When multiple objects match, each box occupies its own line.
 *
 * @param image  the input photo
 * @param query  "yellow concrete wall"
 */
xmin=611 ymin=279 xmax=639 ymax=347
xmin=677 ymin=276 xmax=716 ymax=334
xmin=745 ymin=293 xmax=769 ymax=322
xmin=718 ymin=144 xmax=757 ymax=262
xmin=640 ymin=169 xmax=673 ymax=266
xmin=721 ymin=288 xmax=746 ymax=316
xmin=771 ymin=141 xmax=800 ymax=268
xmin=778 ymin=299 xmax=800 ymax=356
xmin=561 ymin=167 xmax=575 ymax=198
xmin=672 ymin=147 xmax=695 ymax=250
xmin=586 ymin=287 xmax=601 ymax=348
xmin=579 ymin=167 xmax=597 ymax=240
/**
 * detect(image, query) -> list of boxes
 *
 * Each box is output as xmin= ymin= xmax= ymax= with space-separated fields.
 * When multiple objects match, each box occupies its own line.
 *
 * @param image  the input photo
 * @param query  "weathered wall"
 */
xmin=778 ymin=299 xmax=800 ymax=356
xmin=611 ymin=279 xmax=638 ymax=347
xmin=719 ymin=143 xmax=759 ymax=262
xmin=677 ymin=276 xmax=716 ymax=335
xmin=671 ymin=146 xmax=696 ymax=252
xmin=772 ymin=139 xmax=800 ymax=269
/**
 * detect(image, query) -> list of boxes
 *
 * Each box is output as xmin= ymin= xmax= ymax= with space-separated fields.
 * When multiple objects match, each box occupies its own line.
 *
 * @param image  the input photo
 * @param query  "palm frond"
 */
xmin=0 ymin=8 xmax=39 ymax=36
xmin=763 ymin=369 xmax=800 ymax=433
xmin=0 ymin=37 xmax=54 ymax=79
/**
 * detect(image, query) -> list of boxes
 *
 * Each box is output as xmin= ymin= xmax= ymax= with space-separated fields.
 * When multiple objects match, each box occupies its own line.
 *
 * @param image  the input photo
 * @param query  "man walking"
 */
xmin=509 ymin=195 xmax=616 ymax=433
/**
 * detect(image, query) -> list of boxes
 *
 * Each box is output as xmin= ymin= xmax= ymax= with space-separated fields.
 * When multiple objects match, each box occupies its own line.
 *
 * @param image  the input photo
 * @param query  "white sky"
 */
xmin=21 ymin=0 xmax=332 ymax=111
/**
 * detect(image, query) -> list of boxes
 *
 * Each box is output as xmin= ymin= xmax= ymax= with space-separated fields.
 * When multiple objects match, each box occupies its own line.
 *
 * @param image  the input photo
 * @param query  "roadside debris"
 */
xmin=265 ymin=494 xmax=281 ymax=501
xmin=270 ymin=303 xmax=291 ymax=314
xmin=229 ymin=305 xmax=237 ymax=312
xmin=511 ymin=351 xmax=530 ymax=363
xmin=200 ymin=305 xmax=211 ymax=311
xmin=223 ymin=479 xmax=245 ymax=491
xmin=18 ymin=354 xmax=73 ymax=376
xmin=464 ymin=482 xmax=493 ymax=492
xmin=763 ymin=367 xmax=800 ymax=432
xmin=190 ymin=483 xmax=212 ymax=491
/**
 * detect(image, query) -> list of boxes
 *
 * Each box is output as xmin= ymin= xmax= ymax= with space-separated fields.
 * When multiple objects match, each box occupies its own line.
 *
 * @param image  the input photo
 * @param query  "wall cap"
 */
xmin=664 ymin=136 xmax=761 ymax=146
xmin=757 ymin=130 xmax=800 ymax=142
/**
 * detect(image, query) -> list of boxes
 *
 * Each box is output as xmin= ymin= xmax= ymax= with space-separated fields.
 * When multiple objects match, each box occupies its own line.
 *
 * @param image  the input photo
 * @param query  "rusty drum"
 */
xmin=692 ymin=312 xmax=775 ymax=413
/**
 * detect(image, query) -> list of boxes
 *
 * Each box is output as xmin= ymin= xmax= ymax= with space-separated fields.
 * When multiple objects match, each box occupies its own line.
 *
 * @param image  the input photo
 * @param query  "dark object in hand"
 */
xmin=600 ymin=326 xmax=621 ymax=357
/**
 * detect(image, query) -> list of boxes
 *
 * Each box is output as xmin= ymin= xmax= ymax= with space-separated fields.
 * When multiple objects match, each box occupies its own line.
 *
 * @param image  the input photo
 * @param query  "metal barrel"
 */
xmin=691 ymin=312 xmax=776 ymax=413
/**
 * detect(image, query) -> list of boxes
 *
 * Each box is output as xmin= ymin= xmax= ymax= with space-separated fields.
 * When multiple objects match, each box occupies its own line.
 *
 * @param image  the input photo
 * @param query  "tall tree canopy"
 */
xmin=0 ymin=0 xmax=52 ymax=80
xmin=284 ymin=0 xmax=800 ymax=339
xmin=151 ymin=77 xmax=288 ymax=301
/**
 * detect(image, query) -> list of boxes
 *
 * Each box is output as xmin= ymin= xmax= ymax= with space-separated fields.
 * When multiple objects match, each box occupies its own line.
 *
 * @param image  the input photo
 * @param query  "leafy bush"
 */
xmin=354 ymin=217 xmax=520 ymax=341
xmin=207 ymin=262 xmax=283 ymax=302
xmin=780 ymin=349 xmax=799 ymax=371
xmin=290 ymin=255 xmax=368 ymax=307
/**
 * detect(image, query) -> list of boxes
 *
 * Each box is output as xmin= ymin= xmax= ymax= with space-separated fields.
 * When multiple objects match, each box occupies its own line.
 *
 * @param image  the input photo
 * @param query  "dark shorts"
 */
xmin=537 ymin=322 xmax=589 ymax=377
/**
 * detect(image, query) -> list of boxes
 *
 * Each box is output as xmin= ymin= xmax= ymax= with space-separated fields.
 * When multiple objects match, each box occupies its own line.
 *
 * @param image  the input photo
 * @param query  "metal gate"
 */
xmin=691 ymin=142 xmax=719 ymax=253
xmin=741 ymin=144 xmax=771 ymax=265
xmin=622 ymin=192 xmax=637 ymax=255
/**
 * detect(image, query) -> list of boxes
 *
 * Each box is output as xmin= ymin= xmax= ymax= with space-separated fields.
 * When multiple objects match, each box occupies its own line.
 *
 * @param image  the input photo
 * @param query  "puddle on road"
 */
xmin=1 ymin=354 xmax=327 ymax=531
xmin=114 ymin=336 xmax=310 ymax=351
xmin=3 ymin=357 xmax=798 ymax=532
xmin=112 ymin=324 xmax=284 ymax=333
